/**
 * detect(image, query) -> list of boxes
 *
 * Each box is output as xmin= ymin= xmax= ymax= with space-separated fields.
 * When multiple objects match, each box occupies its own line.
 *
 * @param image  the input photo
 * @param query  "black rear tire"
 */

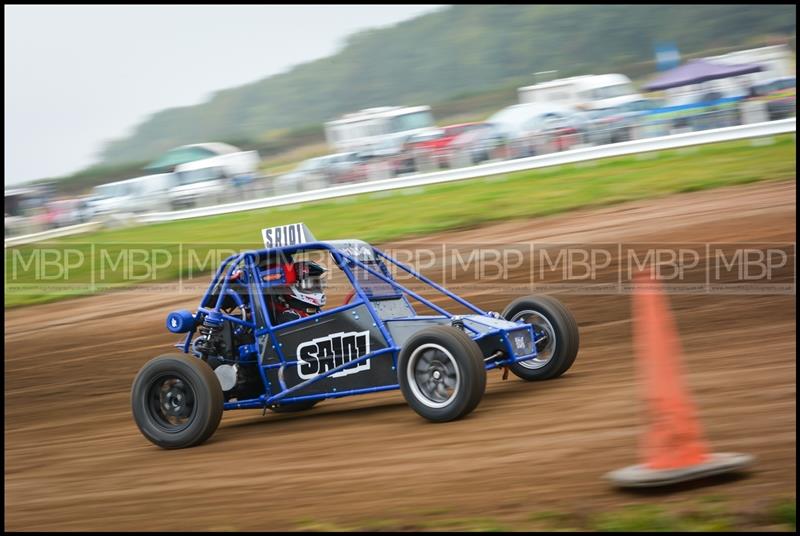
xmin=131 ymin=354 xmax=223 ymax=449
xmin=398 ymin=325 xmax=486 ymax=422
xmin=502 ymin=295 xmax=579 ymax=381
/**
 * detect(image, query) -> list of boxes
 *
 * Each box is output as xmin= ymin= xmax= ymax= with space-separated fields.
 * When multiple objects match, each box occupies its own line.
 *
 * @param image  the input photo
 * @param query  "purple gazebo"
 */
xmin=644 ymin=59 xmax=763 ymax=91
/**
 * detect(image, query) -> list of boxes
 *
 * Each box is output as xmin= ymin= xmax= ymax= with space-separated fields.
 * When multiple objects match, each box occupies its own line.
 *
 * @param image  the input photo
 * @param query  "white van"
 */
xmin=166 ymin=150 xmax=261 ymax=210
xmin=89 ymin=177 xmax=144 ymax=216
xmin=324 ymin=106 xmax=438 ymax=156
xmin=518 ymin=74 xmax=642 ymax=111
xmin=89 ymin=173 xmax=175 ymax=216
xmin=135 ymin=173 xmax=175 ymax=212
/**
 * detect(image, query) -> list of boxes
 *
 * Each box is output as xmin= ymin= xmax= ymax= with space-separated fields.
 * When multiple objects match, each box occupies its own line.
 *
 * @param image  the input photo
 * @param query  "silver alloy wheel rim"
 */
xmin=407 ymin=343 xmax=460 ymax=409
xmin=512 ymin=310 xmax=556 ymax=369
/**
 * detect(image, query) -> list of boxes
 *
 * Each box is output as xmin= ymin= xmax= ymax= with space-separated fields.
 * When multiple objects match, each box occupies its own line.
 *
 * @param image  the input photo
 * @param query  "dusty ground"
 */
xmin=4 ymin=181 xmax=796 ymax=531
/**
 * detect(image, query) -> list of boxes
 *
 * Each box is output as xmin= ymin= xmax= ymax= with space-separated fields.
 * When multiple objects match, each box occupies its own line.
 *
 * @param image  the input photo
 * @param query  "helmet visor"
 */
xmin=295 ymin=260 xmax=328 ymax=296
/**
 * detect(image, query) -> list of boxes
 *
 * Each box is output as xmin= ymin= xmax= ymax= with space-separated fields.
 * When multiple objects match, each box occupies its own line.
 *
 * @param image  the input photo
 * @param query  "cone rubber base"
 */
xmin=606 ymin=452 xmax=754 ymax=488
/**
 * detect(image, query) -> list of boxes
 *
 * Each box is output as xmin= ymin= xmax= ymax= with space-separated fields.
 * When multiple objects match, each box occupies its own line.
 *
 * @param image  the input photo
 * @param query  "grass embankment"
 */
xmin=291 ymin=496 xmax=796 ymax=531
xmin=5 ymin=134 xmax=796 ymax=308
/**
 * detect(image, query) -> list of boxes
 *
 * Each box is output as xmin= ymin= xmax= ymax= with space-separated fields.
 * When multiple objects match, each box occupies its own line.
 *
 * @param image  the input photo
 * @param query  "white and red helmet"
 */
xmin=259 ymin=256 xmax=328 ymax=308
xmin=287 ymin=260 xmax=327 ymax=307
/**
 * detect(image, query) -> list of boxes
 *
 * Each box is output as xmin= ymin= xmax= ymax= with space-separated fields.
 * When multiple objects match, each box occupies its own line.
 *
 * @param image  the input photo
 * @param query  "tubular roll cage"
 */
xmin=181 ymin=241 xmax=539 ymax=410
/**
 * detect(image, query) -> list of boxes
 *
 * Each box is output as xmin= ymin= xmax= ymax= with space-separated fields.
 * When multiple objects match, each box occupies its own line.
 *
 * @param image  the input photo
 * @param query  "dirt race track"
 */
xmin=5 ymin=181 xmax=796 ymax=531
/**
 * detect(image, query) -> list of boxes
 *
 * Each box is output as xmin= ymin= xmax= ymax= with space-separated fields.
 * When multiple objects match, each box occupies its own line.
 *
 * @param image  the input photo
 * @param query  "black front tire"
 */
xmin=502 ymin=295 xmax=579 ymax=381
xmin=131 ymin=354 xmax=224 ymax=449
xmin=398 ymin=325 xmax=486 ymax=422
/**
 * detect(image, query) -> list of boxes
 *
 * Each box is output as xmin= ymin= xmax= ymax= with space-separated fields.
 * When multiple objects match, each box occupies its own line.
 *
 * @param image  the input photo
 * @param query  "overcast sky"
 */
xmin=4 ymin=5 xmax=445 ymax=186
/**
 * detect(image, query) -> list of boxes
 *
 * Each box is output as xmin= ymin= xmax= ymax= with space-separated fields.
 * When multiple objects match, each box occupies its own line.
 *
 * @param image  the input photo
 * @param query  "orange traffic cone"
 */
xmin=606 ymin=270 xmax=753 ymax=488
xmin=634 ymin=269 xmax=710 ymax=470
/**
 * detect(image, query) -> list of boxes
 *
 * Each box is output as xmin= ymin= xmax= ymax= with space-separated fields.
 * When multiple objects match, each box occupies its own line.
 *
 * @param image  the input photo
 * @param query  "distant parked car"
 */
xmin=578 ymin=98 xmax=663 ymax=145
xmin=162 ymin=148 xmax=259 ymax=209
xmin=487 ymin=103 xmax=582 ymax=158
xmin=275 ymin=160 xmax=325 ymax=195
xmin=412 ymin=122 xmax=490 ymax=171
xmin=135 ymin=173 xmax=175 ymax=212
xmin=448 ymin=123 xmax=507 ymax=166
xmin=275 ymin=153 xmax=365 ymax=194
xmin=75 ymin=196 xmax=95 ymax=223
xmin=324 ymin=152 xmax=368 ymax=184
xmin=392 ymin=129 xmax=445 ymax=175
xmin=748 ymin=76 xmax=796 ymax=120
xmin=45 ymin=199 xmax=84 ymax=228
xmin=168 ymin=164 xmax=232 ymax=210
xmin=5 ymin=187 xmax=44 ymax=236
xmin=4 ymin=214 xmax=28 ymax=237
xmin=88 ymin=177 xmax=144 ymax=216
xmin=89 ymin=174 xmax=175 ymax=215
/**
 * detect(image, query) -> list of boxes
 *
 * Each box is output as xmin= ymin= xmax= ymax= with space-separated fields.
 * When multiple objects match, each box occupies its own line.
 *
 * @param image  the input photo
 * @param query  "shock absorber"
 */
xmin=194 ymin=310 xmax=225 ymax=362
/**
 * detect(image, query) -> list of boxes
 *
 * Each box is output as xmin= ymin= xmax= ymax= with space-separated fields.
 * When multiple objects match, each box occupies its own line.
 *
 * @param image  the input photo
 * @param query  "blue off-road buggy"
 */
xmin=131 ymin=224 xmax=579 ymax=449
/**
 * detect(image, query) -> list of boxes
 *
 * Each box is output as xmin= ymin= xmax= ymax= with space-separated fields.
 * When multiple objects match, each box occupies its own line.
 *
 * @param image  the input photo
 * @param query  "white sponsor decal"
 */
xmin=296 ymin=330 xmax=371 ymax=380
xmin=261 ymin=222 xmax=315 ymax=248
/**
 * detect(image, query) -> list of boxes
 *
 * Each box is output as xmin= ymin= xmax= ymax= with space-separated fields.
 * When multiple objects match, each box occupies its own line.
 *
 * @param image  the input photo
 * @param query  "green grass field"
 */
xmin=5 ymin=134 xmax=796 ymax=308
xmin=292 ymin=495 xmax=796 ymax=531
